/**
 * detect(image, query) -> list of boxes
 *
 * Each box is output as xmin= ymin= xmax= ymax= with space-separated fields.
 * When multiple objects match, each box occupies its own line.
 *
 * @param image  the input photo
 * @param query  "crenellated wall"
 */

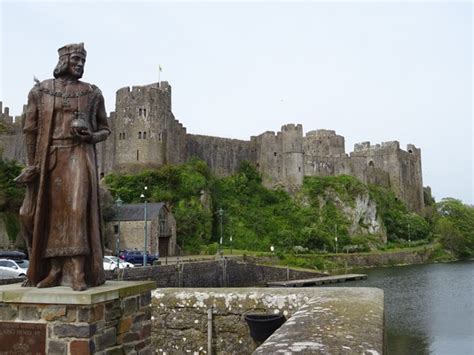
xmin=0 ymin=81 xmax=425 ymax=212
xmin=186 ymin=134 xmax=251 ymax=176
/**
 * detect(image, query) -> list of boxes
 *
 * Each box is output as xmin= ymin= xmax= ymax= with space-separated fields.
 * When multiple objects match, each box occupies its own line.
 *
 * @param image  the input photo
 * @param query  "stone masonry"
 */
xmin=0 ymin=281 xmax=155 ymax=354
xmin=151 ymin=287 xmax=384 ymax=354
xmin=0 ymin=81 xmax=424 ymax=212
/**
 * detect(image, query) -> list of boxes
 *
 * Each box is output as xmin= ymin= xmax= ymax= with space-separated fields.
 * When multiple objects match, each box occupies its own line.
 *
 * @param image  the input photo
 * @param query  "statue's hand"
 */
xmin=14 ymin=166 xmax=39 ymax=184
xmin=72 ymin=127 xmax=93 ymax=143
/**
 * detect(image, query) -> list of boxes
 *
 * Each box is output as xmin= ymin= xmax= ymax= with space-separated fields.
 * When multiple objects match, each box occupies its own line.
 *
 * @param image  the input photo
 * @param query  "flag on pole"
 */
xmin=159 ymin=65 xmax=162 ymax=72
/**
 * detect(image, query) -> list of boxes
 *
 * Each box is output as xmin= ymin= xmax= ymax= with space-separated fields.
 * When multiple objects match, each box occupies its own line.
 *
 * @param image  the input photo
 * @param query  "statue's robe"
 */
xmin=20 ymin=78 xmax=109 ymax=287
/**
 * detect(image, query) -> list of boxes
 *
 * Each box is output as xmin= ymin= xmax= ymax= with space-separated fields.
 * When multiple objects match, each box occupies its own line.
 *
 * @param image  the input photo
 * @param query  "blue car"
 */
xmin=118 ymin=250 xmax=159 ymax=265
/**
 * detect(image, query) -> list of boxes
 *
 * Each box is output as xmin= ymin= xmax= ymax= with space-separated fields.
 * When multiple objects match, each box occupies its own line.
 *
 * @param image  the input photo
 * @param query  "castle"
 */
xmin=0 ymin=81 xmax=424 ymax=212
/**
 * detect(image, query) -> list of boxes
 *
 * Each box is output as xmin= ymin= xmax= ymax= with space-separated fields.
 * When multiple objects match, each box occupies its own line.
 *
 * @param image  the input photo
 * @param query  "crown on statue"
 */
xmin=58 ymin=42 xmax=87 ymax=58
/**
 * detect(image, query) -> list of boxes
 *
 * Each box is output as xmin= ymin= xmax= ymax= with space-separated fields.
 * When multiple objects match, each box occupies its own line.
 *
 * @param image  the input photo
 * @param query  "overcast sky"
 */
xmin=1 ymin=0 xmax=472 ymax=204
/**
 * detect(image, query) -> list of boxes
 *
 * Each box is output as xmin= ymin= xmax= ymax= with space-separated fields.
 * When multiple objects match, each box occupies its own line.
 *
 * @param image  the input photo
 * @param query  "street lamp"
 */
xmin=115 ymin=196 xmax=123 ymax=271
xmin=141 ymin=186 xmax=148 ymax=267
xmin=218 ymin=208 xmax=224 ymax=256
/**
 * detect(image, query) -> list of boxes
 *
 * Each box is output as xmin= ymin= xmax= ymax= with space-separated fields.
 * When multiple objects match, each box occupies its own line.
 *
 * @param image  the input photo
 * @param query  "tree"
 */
xmin=435 ymin=198 xmax=474 ymax=258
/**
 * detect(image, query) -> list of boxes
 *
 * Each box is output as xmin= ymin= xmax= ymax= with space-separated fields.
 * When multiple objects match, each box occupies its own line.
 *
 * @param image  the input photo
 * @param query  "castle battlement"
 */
xmin=306 ymin=129 xmax=337 ymax=138
xmin=0 ymin=80 xmax=425 ymax=212
xmin=353 ymin=140 xmax=401 ymax=153
xmin=0 ymin=101 xmax=13 ymax=124
xmin=281 ymin=123 xmax=303 ymax=132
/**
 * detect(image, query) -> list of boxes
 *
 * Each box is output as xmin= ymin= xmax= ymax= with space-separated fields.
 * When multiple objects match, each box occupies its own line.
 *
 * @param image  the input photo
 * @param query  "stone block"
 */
xmin=0 ymin=304 xmax=17 ymax=320
xmin=118 ymin=316 xmax=132 ymax=334
xmin=19 ymin=305 xmax=40 ymax=320
xmin=92 ymin=303 xmax=105 ymax=322
xmin=70 ymin=339 xmax=94 ymax=355
xmin=42 ymin=305 xmax=66 ymax=321
xmin=120 ymin=331 xmax=140 ymax=344
xmin=105 ymin=345 xmax=124 ymax=355
xmin=77 ymin=306 xmax=92 ymax=322
xmin=65 ymin=305 xmax=78 ymax=322
xmin=54 ymin=323 xmax=96 ymax=338
xmin=48 ymin=339 xmax=67 ymax=353
xmin=122 ymin=296 xmax=138 ymax=315
xmin=139 ymin=292 xmax=151 ymax=308
xmin=95 ymin=327 xmax=117 ymax=351
xmin=140 ymin=321 xmax=151 ymax=339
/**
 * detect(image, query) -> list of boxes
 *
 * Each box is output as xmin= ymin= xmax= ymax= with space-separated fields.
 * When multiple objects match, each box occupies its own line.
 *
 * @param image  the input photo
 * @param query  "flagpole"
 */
xmin=158 ymin=65 xmax=161 ymax=84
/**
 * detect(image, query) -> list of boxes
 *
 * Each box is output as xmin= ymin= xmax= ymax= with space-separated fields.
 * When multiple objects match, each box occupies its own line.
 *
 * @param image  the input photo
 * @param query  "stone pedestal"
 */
xmin=0 ymin=280 xmax=156 ymax=354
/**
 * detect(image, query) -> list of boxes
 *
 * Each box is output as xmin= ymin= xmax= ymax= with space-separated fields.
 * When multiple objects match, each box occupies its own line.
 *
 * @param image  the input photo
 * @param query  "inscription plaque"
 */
xmin=0 ymin=322 xmax=46 ymax=355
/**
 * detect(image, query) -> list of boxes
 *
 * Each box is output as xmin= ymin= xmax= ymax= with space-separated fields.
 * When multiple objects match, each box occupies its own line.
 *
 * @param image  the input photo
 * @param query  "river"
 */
xmin=331 ymin=260 xmax=473 ymax=354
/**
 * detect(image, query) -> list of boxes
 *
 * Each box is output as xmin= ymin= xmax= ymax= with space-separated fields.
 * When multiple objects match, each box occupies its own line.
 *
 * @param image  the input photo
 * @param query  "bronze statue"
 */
xmin=15 ymin=43 xmax=110 ymax=291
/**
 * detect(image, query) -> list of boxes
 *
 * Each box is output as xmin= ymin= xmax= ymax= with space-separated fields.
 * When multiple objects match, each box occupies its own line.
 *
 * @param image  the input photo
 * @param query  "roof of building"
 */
xmin=110 ymin=203 xmax=166 ymax=221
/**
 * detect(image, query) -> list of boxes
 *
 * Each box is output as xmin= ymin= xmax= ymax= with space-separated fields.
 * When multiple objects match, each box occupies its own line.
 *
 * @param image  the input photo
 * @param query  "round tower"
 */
xmin=279 ymin=124 xmax=304 ymax=188
xmin=113 ymin=82 xmax=172 ymax=171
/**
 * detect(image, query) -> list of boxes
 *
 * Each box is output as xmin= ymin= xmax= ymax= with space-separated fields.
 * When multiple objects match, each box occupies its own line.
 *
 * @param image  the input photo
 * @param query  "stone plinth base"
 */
xmin=0 ymin=280 xmax=156 ymax=354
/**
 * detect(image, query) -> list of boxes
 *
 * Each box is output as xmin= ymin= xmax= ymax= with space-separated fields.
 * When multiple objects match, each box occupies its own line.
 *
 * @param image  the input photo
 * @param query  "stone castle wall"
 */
xmin=0 ymin=82 xmax=424 ymax=212
xmin=185 ymin=134 xmax=252 ymax=176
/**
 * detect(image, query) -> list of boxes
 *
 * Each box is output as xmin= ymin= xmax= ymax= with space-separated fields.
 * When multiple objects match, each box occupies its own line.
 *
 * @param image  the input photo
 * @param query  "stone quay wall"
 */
xmin=0 ymin=281 xmax=155 ymax=354
xmin=151 ymin=287 xmax=384 ymax=354
xmin=108 ymin=259 xmax=323 ymax=287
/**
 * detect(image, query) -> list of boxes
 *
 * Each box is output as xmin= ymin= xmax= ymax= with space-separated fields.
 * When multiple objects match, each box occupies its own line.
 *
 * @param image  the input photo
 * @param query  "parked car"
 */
xmin=0 ymin=266 xmax=25 ymax=279
xmin=0 ymin=259 xmax=28 ymax=276
xmin=0 ymin=250 xmax=27 ymax=261
xmin=103 ymin=256 xmax=134 ymax=271
xmin=118 ymin=250 xmax=159 ymax=265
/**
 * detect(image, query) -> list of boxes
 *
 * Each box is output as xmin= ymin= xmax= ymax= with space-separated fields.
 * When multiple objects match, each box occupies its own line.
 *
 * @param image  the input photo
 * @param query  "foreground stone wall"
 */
xmin=112 ymin=259 xmax=323 ymax=287
xmin=151 ymin=287 xmax=384 ymax=354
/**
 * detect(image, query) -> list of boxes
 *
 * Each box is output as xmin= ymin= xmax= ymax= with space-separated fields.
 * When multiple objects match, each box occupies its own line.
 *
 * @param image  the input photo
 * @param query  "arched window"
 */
xmin=368 ymin=161 xmax=374 ymax=167
xmin=139 ymin=108 xmax=142 ymax=116
xmin=138 ymin=131 xmax=142 ymax=139
xmin=143 ymin=132 xmax=147 ymax=139
xmin=144 ymin=108 xmax=147 ymax=117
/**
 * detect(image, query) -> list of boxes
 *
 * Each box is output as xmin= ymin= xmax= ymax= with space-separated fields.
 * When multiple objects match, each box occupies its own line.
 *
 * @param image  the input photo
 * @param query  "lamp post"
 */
xmin=115 ymin=196 xmax=123 ymax=270
xmin=218 ymin=208 xmax=224 ymax=256
xmin=141 ymin=186 xmax=148 ymax=267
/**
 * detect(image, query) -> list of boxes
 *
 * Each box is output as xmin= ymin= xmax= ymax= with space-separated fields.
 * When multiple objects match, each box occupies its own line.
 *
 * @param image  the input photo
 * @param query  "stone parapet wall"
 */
xmin=151 ymin=287 xmax=384 ymax=354
xmin=110 ymin=259 xmax=323 ymax=287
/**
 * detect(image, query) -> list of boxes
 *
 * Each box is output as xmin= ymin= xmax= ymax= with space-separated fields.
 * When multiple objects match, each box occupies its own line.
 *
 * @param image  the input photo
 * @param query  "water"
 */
xmin=331 ymin=261 xmax=474 ymax=354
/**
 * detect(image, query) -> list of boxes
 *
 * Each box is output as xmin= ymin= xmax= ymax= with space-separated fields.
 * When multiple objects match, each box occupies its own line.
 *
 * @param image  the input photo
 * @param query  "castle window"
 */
xmin=408 ymin=149 xmax=413 ymax=154
xmin=114 ymin=225 xmax=119 ymax=234
xmin=158 ymin=132 xmax=162 ymax=141
xmin=274 ymin=152 xmax=277 ymax=157
xmin=100 ymin=172 xmax=104 ymax=178
xmin=118 ymin=133 xmax=121 ymax=140
xmin=298 ymin=167 xmax=301 ymax=172
xmin=143 ymin=132 xmax=147 ymax=139
xmin=139 ymin=108 xmax=142 ymax=116
xmin=137 ymin=150 xmax=140 ymax=161
xmin=368 ymin=161 xmax=374 ymax=167
xmin=138 ymin=131 xmax=142 ymax=139
xmin=123 ymin=132 xmax=126 ymax=139
xmin=144 ymin=108 xmax=147 ymax=117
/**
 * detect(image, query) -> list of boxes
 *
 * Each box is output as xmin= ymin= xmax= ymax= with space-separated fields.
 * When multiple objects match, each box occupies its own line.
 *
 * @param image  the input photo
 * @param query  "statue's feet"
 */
xmin=21 ymin=278 xmax=33 ymax=287
xmin=37 ymin=272 xmax=61 ymax=288
xmin=72 ymin=272 xmax=87 ymax=291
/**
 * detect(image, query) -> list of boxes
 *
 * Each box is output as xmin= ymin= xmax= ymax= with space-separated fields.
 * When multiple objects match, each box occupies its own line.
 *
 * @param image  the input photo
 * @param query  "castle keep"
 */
xmin=0 ymin=81 xmax=424 ymax=212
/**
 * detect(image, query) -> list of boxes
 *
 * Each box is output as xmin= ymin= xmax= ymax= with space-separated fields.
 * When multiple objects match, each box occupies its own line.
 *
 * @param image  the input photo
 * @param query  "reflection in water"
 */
xmin=329 ymin=261 xmax=474 ymax=355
